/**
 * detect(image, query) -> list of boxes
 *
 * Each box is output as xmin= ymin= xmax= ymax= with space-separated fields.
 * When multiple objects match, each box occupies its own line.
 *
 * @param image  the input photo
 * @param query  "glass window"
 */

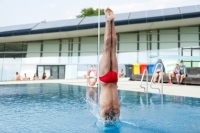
xmin=4 ymin=53 xmax=22 ymax=64
xmin=22 ymin=53 xmax=40 ymax=64
xmin=193 ymin=49 xmax=200 ymax=56
xmin=77 ymin=65 xmax=88 ymax=79
xmin=37 ymin=66 xmax=44 ymax=80
xmin=160 ymin=29 xmax=178 ymax=49
xmin=70 ymin=38 xmax=79 ymax=63
xmin=0 ymin=65 xmax=2 ymax=81
xmin=25 ymin=42 xmax=41 ymax=64
xmin=65 ymin=65 xmax=77 ymax=79
xmin=139 ymin=31 xmax=148 ymax=63
xmin=180 ymin=27 xmax=199 ymax=49
xmin=79 ymin=52 xmax=97 ymax=63
xmin=40 ymin=56 xmax=59 ymax=64
xmin=43 ymin=40 xmax=59 ymax=52
xmin=71 ymin=53 xmax=79 ymax=63
xmin=0 ymin=54 xmax=4 ymax=64
xmin=150 ymin=30 xmax=158 ymax=63
xmin=119 ymin=33 xmax=137 ymax=51
xmin=5 ymin=43 xmax=23 ymax=51
xmin=23 ymin=44 xmax=27 ymax=51
xmin=42 ymin=40 xmax=59 ymax=64
xmin=0 ymin=44 xmax=5 ymax=52
xmin=80 ymin=37 xmax=97 ymax=51
xmin=99 ymin=35 xmax=104 ymax=52
xmin=151 ymin=30 xmax=158 ymax=50
xmin=45 ymin=66 xmax=51 ymax=79
xmin=20 ymin=65 xmax=37 ymax=80
xmin=60 ymin=52 xmax=69 ymax=63
xmin=180 ymin=6 xmax=198 ymax=13
xmin=61 ymin=39 xmax=70 ymax=52
xmin=118 ymin=52 xmax=137 ymax=64
xmin=2 ymin=65 xmax=21 ymax=81
xmin=27 ymin=42 xmax=41 ymax=52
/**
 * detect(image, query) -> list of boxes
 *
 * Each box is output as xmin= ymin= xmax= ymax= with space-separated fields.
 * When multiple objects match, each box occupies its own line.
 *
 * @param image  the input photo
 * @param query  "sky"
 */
xmin=0 ymin=0 xmax=200 ymax=27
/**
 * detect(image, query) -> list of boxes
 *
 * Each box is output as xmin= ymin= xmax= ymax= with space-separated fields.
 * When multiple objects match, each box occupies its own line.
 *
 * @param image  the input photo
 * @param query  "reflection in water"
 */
xmin=86 ymin=87 xmax=97 ymax=103
xmin=0 ymin=84 xmax=200 ymax=132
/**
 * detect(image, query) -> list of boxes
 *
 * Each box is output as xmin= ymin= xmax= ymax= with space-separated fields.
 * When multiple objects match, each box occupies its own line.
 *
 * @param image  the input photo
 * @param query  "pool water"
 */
xmin=0 ymin=84 xmax=200 ymax=133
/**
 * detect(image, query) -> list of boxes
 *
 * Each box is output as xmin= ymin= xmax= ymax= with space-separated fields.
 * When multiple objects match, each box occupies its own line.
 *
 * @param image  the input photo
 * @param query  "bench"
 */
xmin=130 ymin=67 xmax=200 ymax=85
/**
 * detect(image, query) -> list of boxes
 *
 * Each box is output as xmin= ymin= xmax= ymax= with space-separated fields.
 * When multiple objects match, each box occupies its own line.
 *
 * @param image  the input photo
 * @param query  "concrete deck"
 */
xmin=0 ymin=78 xmax=200 ymax=98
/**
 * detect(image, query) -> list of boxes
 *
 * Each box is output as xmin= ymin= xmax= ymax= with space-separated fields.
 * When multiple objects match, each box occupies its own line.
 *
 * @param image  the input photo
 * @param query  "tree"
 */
xmin=76 ymin=7 xmax=105 ymax=18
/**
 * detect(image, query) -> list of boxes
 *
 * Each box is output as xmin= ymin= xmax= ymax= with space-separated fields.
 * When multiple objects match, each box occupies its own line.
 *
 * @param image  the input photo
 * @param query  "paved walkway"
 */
xmin=0 ymin=78 xmax=200 ymax=98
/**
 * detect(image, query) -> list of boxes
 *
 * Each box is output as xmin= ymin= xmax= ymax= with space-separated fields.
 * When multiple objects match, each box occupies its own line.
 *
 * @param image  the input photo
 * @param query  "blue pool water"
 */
xmin=0 ymin=84 xmax=200 ymax=133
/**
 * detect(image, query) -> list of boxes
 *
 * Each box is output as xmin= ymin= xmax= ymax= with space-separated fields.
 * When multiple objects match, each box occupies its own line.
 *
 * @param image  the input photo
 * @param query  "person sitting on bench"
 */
xmin=176 ymin=60 xmax=188 ymax=84
xmin=168 ymin=64 xmax=180 ymax=84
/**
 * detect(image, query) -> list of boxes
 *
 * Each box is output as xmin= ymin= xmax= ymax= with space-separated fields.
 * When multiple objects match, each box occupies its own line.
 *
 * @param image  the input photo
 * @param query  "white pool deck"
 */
xmin=0 ymin=78 xmax=200 ymax=98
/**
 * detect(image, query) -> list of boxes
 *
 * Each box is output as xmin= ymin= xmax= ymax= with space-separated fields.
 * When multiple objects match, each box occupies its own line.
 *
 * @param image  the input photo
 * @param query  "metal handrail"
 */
xmin=150 ymin=63 xmax=164 ymax=94
xmin=140 ymin=69 xmax=148 ymax=93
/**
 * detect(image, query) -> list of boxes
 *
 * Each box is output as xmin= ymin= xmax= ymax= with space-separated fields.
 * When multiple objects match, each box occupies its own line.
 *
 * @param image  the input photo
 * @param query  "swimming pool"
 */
xmin=0 ymin=83 xmax=199 ymax=133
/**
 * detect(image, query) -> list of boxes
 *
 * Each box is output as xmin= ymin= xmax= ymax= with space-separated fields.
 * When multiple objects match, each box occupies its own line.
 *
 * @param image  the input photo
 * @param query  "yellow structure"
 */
xmin=133 ymin=64 xmax=140 ymax=74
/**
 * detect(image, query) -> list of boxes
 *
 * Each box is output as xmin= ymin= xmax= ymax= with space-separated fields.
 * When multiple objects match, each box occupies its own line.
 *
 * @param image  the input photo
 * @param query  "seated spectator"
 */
xmin=118 ymin=69 xmax=124 ymax=78
xmin=33 ymin=73 xmax=38 ymax=80
xmin=176 ymin=60 xmax=188 ymax=84
xmin=84 ymin=74 xmax=87 ymax=79
xmin=152 ymin=59 xmax=166 ymax=83
xmin=42 ymin=73 xmax=47 ymax=80
xmin=168 ymin=64 xmax=180 ymax=84
xmin=14 ymin=72 xmax=21 ymax=81
xmin=23 ymin=73 xmax=29 ymax=80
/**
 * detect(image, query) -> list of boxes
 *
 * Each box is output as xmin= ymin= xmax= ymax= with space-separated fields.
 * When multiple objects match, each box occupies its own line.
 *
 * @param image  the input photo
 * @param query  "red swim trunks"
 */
xmin=99 ymin=71 xmax=118 ymax=83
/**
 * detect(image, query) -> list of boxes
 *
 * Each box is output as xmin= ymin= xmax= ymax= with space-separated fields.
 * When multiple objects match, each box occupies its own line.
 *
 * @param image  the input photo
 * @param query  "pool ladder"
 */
xmin=140 ymin=69 xmax=148 ymax=93
xmin=140 ymin=63 xmax=164 ymax=94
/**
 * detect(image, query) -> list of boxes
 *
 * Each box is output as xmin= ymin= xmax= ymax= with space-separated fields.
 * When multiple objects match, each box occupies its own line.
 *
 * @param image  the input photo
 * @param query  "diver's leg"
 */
xmin=110 ymin=12 xmax=118 ymax=73
xmin=100 ymin=8 xmax=113 ymax=119
xmin=99 ymin=9 xmax=111 ymax=77
xmin=110 ymin=9 xmax=120 ymax=119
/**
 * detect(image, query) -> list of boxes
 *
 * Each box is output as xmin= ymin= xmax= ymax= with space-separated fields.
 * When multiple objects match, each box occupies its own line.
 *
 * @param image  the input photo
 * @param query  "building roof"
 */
xmin=0 ymin=5 xmax=200 ymax=38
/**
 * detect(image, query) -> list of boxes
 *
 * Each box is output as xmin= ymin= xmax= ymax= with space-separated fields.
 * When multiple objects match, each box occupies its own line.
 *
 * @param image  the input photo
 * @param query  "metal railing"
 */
xmin=150 ymin=63 xmax=164 ymax=94
xmin=140 ymin=69 xmax=148 ymax=93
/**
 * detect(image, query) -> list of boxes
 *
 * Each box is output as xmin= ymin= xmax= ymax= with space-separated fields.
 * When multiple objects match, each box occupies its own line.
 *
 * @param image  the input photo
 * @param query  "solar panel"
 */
xmin=65 ymin=18 xmax=84 ymax=26
xmin=34 ymin=21 xmax=57 ymax=30
xmin=49 ymin=20 xmax=67 ymax=28
xmin=196 ymin=5 xmax=200 ymax=11
xmin=180 ymin=5 xmax=198 ymax=13
xmin=115 ymin=13 xmax=130 ymax=21
xmin=147 ymin=9 xmax=163 ymax=17
xmin=0 ymin=23 xmax=37 ymax=32
xmin=80 ymin=16 xmax=98 ymax=25
xmin=130 ymin=11 xmax=146 ymax=19
xmin=163 ymin=7 xmax=180 ymax=15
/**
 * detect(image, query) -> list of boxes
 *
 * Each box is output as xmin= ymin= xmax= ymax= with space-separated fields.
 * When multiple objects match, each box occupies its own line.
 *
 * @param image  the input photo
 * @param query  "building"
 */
xmin=0 ymin=5 xmax=200 ymax=81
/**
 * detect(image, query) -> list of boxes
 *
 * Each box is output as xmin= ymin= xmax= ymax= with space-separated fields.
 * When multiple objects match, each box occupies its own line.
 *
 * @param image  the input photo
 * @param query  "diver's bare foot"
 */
xmin=104 ymin=8 xmax=112 ymax=21
xmin=108 ymin=8 xmax=115 ymax=21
